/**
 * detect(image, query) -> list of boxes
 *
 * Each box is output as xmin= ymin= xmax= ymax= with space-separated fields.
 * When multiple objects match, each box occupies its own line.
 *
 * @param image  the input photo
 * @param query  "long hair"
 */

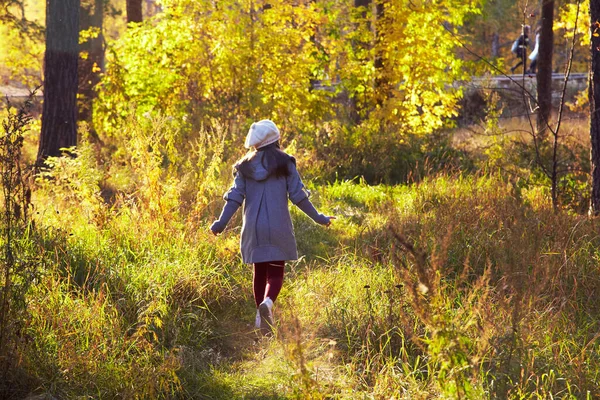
xmin=236 ymin=142 xmax=291 ymax=178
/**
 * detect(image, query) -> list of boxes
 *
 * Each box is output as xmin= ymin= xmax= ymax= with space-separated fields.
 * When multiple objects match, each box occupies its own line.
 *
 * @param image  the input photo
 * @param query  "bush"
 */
xmin=0 ymin=92 xmax=41 ymax=397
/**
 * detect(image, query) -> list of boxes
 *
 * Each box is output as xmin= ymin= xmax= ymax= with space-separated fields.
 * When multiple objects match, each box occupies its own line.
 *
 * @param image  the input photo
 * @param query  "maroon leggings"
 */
xmin=253 ymin=261 xmax=284 ymax=307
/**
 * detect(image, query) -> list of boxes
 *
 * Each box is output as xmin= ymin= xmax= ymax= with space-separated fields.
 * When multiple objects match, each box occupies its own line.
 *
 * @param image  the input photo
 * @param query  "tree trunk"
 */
xmin=590 ymin=0 xmax=600 ymax=214
xmin=126 ymin=0 xmax=143 ymax=24
xmin=78 ymin=0 xmax=104 ymax=126
xmin=374 ymin=0 xmax=386 ymax=106
xmin=536 ymin=0 xmax=554 ymax=132
xmin=354 ymin=0 xmax=370 ymax=17
xmin=350 ymin=0 xmax=371 ymax=123
xmin=491 ymin=32 xmax=500 ymax=59
xmin=37 ymin=0 xmax=80 ymax=166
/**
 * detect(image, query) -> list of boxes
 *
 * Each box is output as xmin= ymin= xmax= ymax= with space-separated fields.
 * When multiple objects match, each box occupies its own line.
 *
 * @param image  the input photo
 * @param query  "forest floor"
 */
xmin=2 ymin=117 xmax=599 ymax=399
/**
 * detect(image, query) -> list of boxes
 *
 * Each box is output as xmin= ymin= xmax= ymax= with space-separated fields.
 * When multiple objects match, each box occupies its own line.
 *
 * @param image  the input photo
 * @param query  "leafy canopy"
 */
xmin=95 ymin=0 xmax=481 ymax=145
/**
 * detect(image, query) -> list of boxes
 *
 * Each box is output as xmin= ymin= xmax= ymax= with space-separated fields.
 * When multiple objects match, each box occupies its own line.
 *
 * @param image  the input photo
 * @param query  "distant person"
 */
xmin=210 ymin=119 xmax=335 ymax=335
xmin=527 ymin=27 xmax=541 ymax=74
xmin=510 ymin=25 xmax=530 ymax=74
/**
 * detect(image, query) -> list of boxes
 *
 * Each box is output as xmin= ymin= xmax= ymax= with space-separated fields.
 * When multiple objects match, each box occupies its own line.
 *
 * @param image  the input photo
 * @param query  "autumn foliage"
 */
xmin=95 ymin=0 xmax=480 ymax=153
xmin=1 ymin=0 xmax=599 ymax=399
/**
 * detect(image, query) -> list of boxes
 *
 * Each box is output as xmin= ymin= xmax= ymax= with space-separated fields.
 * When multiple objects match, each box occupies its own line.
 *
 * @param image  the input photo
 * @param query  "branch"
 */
xmin=554 ymin=0 xmax=581 ymax=137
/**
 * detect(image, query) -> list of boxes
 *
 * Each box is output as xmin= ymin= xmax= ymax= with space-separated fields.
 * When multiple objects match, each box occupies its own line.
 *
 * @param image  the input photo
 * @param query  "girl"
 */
xmin=210 ymin=119 xmax=334 ymax=335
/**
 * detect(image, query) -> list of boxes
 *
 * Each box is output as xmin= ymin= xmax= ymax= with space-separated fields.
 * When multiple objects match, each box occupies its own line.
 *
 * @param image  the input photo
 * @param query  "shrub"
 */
xmin=0 ymin=92 xmax=41 ymax=397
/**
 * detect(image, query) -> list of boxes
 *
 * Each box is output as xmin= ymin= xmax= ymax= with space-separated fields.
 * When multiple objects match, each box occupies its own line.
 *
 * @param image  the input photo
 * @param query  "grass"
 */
xmin=1 ymin=115 xmax=599 ymax=399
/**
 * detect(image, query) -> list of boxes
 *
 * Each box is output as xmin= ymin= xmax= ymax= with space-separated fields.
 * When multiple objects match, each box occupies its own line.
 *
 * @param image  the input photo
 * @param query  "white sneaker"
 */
xmin=258 ymin=297 xmax=274 ymax=335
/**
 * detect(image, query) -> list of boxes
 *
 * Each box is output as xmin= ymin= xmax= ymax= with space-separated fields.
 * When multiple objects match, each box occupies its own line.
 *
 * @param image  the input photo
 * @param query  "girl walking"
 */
xmin=210 ymin=119 xmax=334 ymax=335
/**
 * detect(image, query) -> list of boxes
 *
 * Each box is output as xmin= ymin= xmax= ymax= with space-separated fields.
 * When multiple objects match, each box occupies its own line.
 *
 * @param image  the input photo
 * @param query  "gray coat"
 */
xmin=211 ymin=152 xmax=329 ymax=264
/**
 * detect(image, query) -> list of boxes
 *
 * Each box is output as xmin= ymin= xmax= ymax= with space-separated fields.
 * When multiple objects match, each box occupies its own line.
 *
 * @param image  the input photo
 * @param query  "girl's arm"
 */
xmin=211 ymin=171 xmax=246 ymax=235
xmin=286 ymin=158 xmax=332 ymax=226
xmin=210 ymin=200 xmax=241 ymax=234
xmin=286 ymin=158 xmax=310 ymax=204
xmin=295 ymin=198 xmax=331 ymax=225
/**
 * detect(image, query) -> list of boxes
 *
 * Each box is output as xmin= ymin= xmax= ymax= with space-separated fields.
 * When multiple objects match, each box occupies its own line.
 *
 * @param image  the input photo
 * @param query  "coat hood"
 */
xmin=235 ymin=152 xmax=270 ymax=181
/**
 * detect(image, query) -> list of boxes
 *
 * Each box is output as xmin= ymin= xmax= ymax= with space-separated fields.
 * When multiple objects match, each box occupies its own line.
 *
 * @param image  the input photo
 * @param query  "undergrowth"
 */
xmin=1 ymin=113 xmax=598 ymax=399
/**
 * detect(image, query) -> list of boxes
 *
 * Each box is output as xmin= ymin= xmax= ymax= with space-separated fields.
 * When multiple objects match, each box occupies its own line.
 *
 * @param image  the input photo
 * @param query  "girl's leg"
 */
xmin=264 ymin=261 xmax=285 ymax=303
xmin=254 ymin=261 xmax=284 ymax=335
xmin=253 ymin=263 xmax=268 ymax=308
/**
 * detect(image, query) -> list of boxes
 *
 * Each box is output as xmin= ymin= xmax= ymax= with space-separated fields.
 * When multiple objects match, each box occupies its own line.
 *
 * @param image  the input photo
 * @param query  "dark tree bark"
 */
xmin=590 ymin=0 xmax=600 ymax=214
xmin=126 ymin=0 xmax=143 ymax=24
xmin=78 ymin=0 xmax=104 ymax=125
xmin=37 ymin=0 xmax=80 ymax=166
xmin=354 ymin=0 xmax=370 ymax=17
xmin=536 ymin=0 xmax=554 ymax=132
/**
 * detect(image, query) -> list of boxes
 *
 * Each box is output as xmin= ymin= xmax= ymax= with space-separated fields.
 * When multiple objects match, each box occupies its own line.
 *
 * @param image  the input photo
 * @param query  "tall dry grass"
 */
xmin=1 ymin=109 xmax=598 ymax=399
xmin=270 ymin=174 xmax=600 ymax=399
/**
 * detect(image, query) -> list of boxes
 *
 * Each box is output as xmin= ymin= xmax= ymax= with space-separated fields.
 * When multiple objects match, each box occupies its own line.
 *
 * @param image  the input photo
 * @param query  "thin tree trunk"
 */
xmin=350 ymin=0 xmax=371 ymax=123
xmin=374 ymin=0 xmax=386 ymax=106
xmin=491 ymin=32 xmax=500 ymax=59
xmin=354 ymin=0 xmax=370 ymax=17
xmin=78 ymin=0 xmax=104 ymax=126
xmin=590 ymin=0 xmax=600 ymax=214
xmin=536 ymin=0 xmax=554 ymax=132
xmin=126 ymin=0 xmax=143 ymax=24
xmin=37 ymin=0 xmax=80 ymax=166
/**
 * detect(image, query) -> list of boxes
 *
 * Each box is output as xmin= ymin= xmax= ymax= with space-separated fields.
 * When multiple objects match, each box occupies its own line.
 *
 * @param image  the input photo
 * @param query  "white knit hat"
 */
xmin=244 ymin=119 xmax=280 ymax=149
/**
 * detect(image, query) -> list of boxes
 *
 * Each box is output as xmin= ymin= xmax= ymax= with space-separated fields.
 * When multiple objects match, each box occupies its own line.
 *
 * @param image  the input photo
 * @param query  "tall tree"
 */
xmin=345 ymin=0 xmax=372 ymax=123
xmin=79 ymin=0 xmax=104 ymax=126
xmin=491 ymin=32 xmax=500 ymax=59
xmin=536 ymin=0 xmax=554 ymax=132
xmin=127 ymin=0 xmax=143 ymax=24
xmin=374 ymin=0 xmax=387 ymax=106
xmin=590 ymin=0 xmax=600 ymax=214
xmin=37 ymin=0 xmax=80 ymax=166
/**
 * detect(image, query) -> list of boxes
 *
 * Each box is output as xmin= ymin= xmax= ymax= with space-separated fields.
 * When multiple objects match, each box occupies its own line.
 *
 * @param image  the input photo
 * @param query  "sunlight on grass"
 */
xmin=0 ymin=104 xmax=598 ymax=399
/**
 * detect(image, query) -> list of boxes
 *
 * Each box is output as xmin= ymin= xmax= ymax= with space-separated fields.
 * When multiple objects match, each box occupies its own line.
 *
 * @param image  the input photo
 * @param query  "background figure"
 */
xmin=527 ymin=27 xmax=541 ymax=74
xmin=510 ymin=25 xmax=530 ymax=73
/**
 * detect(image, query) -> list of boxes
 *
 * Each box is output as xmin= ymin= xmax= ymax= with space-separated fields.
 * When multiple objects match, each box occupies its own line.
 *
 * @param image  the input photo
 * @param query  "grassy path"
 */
xmin=10 ymin=177 xmax=600 ymax=399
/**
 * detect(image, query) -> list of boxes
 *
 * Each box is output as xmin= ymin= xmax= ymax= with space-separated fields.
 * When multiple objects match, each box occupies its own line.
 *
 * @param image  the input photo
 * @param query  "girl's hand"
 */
xmin=210 ymin=220 xmax=225 ymax=235
xmin=326 ymin=216 xmax=336 ymax=227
